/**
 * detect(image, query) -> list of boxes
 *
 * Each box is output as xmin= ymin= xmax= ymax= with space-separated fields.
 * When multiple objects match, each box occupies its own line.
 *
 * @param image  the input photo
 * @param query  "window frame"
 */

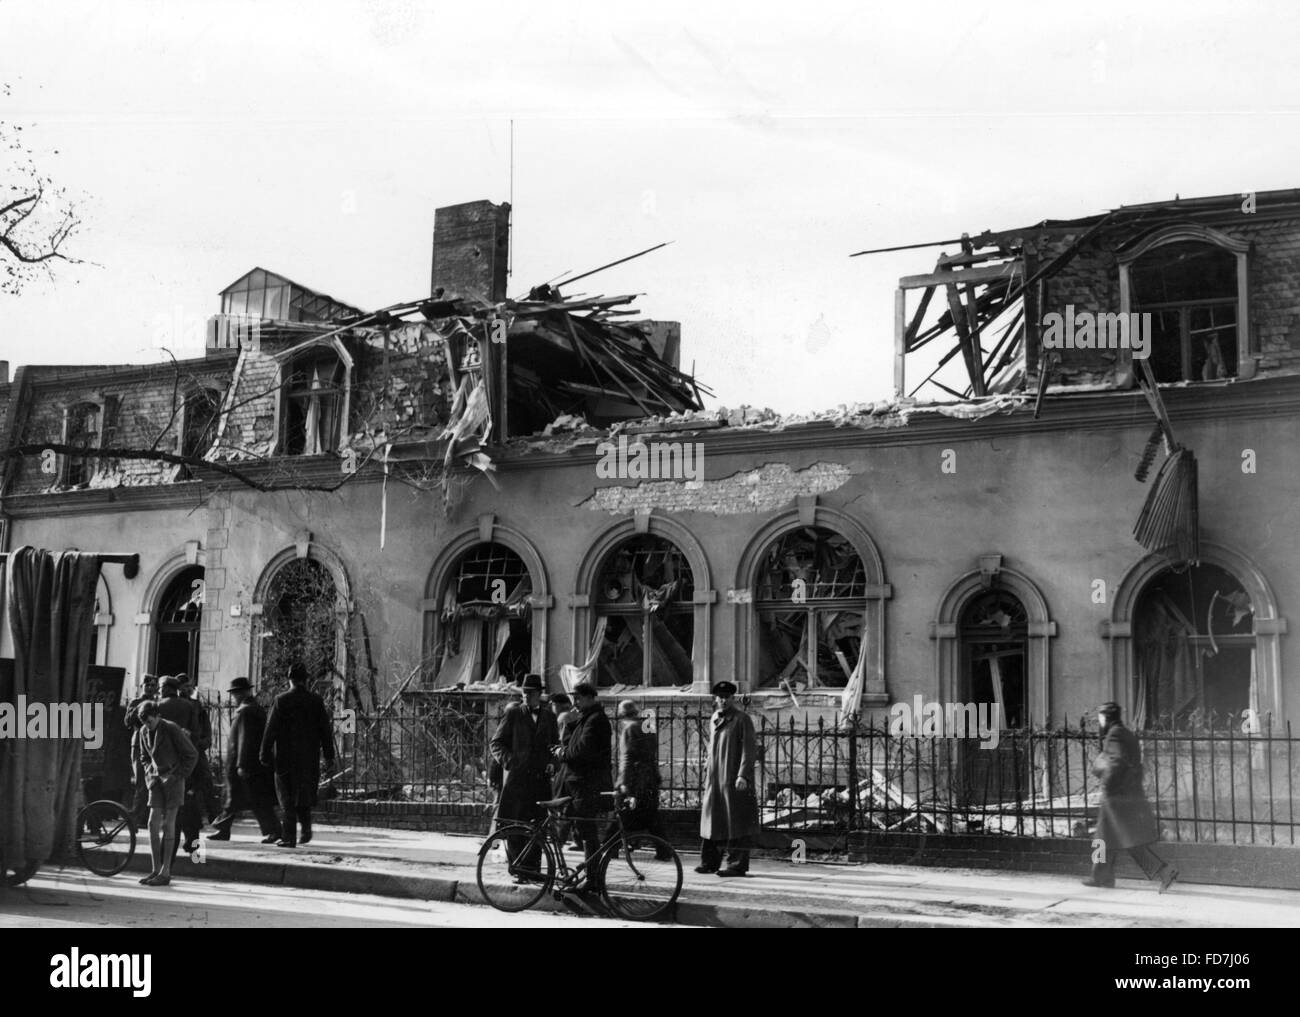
xmin=60 ymin=399 xmax=104 ymax=488
xmin=275 ymin=339 xmax=353 ymax=457
xmin=1117 ymin=224 xmax=1252 ymax=382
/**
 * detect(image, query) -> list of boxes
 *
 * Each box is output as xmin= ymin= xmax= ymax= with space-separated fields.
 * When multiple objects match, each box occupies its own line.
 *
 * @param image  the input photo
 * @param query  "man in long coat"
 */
xmin=698 ymin=681 xmax=759 ymax=877
xmin=490 ymin=673 xmax=558 ymax=866
xmin=1083 ymin=701 xmax=1178 ymax=892
xmin=208 ymin=676 xmax=281 ymax=844
xmin=260 ymin=663 xmax=335 ymax=848
xmin=551 ymin=682 xmax=613 ymax=863
xmin=611 ymin=700 xmax=670 ymax=853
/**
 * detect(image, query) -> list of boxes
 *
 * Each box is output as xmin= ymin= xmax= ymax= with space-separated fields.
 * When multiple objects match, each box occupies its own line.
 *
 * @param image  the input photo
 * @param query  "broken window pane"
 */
xmin=180 ymin=387 xmax=223 ymax=467
xmin=63 ymin=401 xmax=101 ymax=488
xmin=1134 ymin=563 xmax=1254 ymax=729
xmin=261 ymin=558 xmax=339 ymax=694
xmin=1132 ymin=240 xmax=1238 ymax=383
xmin=959 ymin=589 xmax=1028 ymax=729
xmin=593 ymin=535 xmax=695 ymax=688
xmin=755 ymin=527 xmax=866 ymax=689
xmin=433 ymin=543 xmax=533 ymax=687
xmin=283 ymin=353 xmax=346 ymax=455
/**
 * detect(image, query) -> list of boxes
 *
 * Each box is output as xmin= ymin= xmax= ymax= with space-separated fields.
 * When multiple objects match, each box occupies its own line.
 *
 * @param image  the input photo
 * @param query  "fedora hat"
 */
xmin=519 ymin=673 xmax=545 ymax=692
xmin=227 ymin=676 xmax=254 ymax=694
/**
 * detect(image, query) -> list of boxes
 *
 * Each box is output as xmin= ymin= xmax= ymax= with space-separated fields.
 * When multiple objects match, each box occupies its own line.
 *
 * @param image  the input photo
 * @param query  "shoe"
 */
xmin=717 ymin=867 xmax=748 ymax=878
xmin=275 ymin=840 xmax=296 ymax=848
xmin=139 ymin=873 xmax=159 ymax=885
xmin=146 ymin=875 xmax=171 ymax=887
xmin=693 ymin=864 xmax=718 ymax=874
xmin=206 ymin=831 xmax=230 ymax=841
xmin=1080 ymin=878 xmax=1115 ymax=888
xmin=300 ymin=833 xmax=312 ymax=845
xmin=261 ymin=834 xmax=280 ymax=844
xmin=1158 ymin=867 xmax=1179 ymax=894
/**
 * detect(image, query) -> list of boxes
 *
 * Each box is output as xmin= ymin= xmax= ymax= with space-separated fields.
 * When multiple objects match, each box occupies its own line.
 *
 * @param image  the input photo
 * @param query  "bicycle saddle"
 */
xmin=538 ymin=796 xmax=573 ymax=809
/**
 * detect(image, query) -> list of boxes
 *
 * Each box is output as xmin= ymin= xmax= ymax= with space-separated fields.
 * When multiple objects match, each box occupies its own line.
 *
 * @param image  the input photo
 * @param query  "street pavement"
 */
xmin=7 ymin=820 xmax=1290 ymax=928
xmin=0 ymin=870 xmax=694 ymax=928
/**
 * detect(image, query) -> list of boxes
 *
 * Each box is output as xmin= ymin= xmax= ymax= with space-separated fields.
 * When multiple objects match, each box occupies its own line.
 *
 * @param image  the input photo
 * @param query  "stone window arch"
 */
xmin=572 ymin=514 xmax=714 ymax=692
xmin=931 ymin=555 xmax=1055 ymax=727
xmin=251 ymin=540 xmax=352 ymax=704
xmin=1103 ymin=542 xmax=1285 ymax=728
xmin=734 ymin=502 xmax=890 ymax=700
xmin=1117 ymin=223 xmax=1252 ymax=382
xmin=422 ymin=516 xmax=551 ymax=688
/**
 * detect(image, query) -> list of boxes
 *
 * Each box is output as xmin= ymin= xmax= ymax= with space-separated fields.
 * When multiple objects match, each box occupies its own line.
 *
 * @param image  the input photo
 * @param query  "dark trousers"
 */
xmin=1092 ymin=843 xmax=1168 ymax=885
xmin=191 ymin=753 xmax=220 ymax=820
xmin=212 ymin=774 xmax=282 ymax=839
xmin=701 ymin=837 xmax=751 ymax=873
xmin=605 ymin=790 xmax=668 ymax=849
xmin=281 ymin=807 xmax=313 ymax=846
xmin=568 ymin=793 xmax=606 ymax=864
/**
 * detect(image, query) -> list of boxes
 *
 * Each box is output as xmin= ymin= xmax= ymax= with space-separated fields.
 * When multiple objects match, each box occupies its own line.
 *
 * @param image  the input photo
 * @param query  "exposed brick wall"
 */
xmin=11 ymin=362 xmax=232 ymax=494
xmin=430 ymin=200 xmax=510 ymax=303
xmin=1031 ymin=215 xmax=1300 ymax=382
xmin=581 ymin=460 xmax=850 ymax=515
xmin=212 ymin=348 xmax=280 ymax=461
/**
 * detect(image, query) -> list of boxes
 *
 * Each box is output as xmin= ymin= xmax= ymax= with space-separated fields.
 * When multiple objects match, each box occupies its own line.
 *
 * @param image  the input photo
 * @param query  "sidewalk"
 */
xmin=129 ymin=821 xmax=1300 ymax=928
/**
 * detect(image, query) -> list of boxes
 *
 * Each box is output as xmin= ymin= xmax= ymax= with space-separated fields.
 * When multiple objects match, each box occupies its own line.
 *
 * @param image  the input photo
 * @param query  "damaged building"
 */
xmin=0 ymin=190 xmax=1296 ymax=759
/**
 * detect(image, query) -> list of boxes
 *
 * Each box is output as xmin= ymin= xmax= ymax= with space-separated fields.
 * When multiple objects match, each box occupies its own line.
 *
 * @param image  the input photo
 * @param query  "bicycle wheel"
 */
xmin=598 ymin=834 xmax=682 ymax=921
xmin=476 ymin=825 xmax=556 ymax=913
xmin=2 ymin=857 xmax=40 ymax=887
xmin=76 ymin=800 xmax=136 ymax=877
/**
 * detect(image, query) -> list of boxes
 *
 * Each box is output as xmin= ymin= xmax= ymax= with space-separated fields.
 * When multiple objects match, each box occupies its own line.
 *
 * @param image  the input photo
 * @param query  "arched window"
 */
xmin=593 ymin=535 xmax=695 ymax=688
xmin=431 ymin=542 xmax=533 ymax=687
xmin=282 ymin=351 xmax=347 ymax=455
xmin=959 ymin=588 xmax=1028 ymax=729
xmin=1131 ymin=241 xmax=1238 ymax=383
xmin=260 ymin=558 xmax=339 ymax=690
xmin=152 ymin=565 xmax=205 ymax=678
xmin=755 ymin=526 xmax=865 ymax=689
xmin=1133 ymin=563 xmax=1254 ymax=729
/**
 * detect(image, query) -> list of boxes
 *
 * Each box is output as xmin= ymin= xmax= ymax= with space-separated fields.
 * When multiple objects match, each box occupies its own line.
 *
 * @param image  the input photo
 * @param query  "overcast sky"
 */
xmin=2 ymin=0 xmax=1298 ymax=412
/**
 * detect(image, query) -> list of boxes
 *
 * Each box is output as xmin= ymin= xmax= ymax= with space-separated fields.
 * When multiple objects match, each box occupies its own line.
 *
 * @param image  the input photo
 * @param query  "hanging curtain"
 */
xmin=838 ymin=616 xmax=870 ymax=725
xmin=481 ymin=618 xmax=513 ymax=684
xmin=432 ymin=618 xmax=484 ymax=689
xmin=560 ymin=617 xmax=609 ymax=692
xmin=304 ymin=364 xmax=323 ymax=455
xmin=0 ymin=547 xmax=104 ymax=864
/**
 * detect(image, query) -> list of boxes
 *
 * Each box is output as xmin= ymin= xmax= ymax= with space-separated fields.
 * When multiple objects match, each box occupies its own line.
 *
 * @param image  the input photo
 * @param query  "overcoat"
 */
xmin=616 ymin=717 xmax=661 ymax=796
xmin=556 ymin=703 xmax=613 ymax=807
xmin=490 ymin=702 xmax=559 ymax=822
xmin=260 ymin=685 xmax=336 ymax=808
xmin=700 ymin=705 xmax=759 ymax=841
xmin=225 ymin=698 xmax=276 ymax=810
xmin=1093 ymin=722 xmax=1159 ymax=851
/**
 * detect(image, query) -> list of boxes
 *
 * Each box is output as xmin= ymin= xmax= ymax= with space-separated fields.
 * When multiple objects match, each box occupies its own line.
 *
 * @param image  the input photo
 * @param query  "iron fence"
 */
xmin=214 ymin=692 xmax=1300 ymax=848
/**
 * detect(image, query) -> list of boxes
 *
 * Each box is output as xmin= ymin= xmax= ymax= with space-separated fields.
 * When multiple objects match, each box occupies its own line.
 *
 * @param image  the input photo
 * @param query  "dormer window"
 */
xmin=282 ymin=352 xmax=346 ymax=455
xmin=1118 ymin=225 xmax=1251 ymax=383
xmin=62 ymin=401 xmax=101 ymax=488
xmin=178 ymin=387 xmax=223 ymax=478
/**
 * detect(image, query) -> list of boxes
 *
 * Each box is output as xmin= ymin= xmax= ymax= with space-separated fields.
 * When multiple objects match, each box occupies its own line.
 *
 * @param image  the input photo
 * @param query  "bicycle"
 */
xmin=477 ymin=790 xmax=683 ymax=921
xmin=1 ymin=798 xmax=137 ymax=887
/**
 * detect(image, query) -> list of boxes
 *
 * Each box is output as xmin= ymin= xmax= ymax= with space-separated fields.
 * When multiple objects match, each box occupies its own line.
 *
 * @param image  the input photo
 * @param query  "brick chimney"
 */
xmin=430 ymin=200 xmax=510 ymax=304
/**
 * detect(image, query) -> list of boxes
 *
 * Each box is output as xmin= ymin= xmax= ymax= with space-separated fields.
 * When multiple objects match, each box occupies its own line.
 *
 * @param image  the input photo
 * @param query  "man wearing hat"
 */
xmin=489 ymin=673 xmax=559 ymax=868
xmin=698 ymin=681 xmax=759 ymax=876
xmin=1084 ymin=702 xmax=1178 ymax=892
xmin=260 ymin=662 xmax=336 ymax=848
xmin=208 ymin=677 xmax=282 ymax=844
xmin=551 ymin=682 xmax=613 ymax=865
xmin=610 ymin=700 xmax=670 ymax=853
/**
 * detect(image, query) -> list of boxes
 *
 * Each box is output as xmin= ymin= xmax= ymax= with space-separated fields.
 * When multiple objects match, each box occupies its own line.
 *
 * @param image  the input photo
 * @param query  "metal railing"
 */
xmin=219 ymin=694 xmax=1300 ymax=847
